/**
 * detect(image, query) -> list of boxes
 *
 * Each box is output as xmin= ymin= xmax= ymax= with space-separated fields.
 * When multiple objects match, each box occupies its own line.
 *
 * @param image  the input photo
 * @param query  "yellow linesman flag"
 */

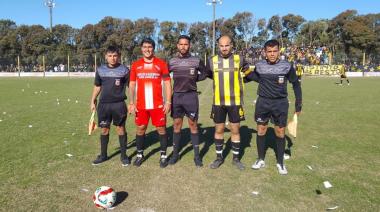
xmin=287 ymin=113 xmax=298 ymax=138
xmin=88 ymin=110 xmax=97 ymax=136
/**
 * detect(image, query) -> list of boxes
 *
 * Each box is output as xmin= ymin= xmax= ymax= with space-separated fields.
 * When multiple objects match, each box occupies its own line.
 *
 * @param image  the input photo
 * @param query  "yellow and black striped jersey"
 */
xmin=206 ymin=54 xmax=250 ymax=106
xmin=296 ymin=64 xmax=303 ymax=76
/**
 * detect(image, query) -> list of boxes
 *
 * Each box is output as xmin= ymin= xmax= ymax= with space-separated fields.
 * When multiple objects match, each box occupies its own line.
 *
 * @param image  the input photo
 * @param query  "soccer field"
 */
xmin=0 ymin=77 xmax=379 ymax=211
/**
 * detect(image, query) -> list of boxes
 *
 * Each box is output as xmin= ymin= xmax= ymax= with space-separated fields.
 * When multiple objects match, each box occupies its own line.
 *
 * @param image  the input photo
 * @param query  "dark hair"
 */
xmin=105 ymin=46 xmax=120 ymax=55
xmin=264 ymin=39 xmax=280 ymax=49
xmin=140 ymin=38 xmax=155 ymax=50
xmin=177 ymin=35 xmax=191 ymax=43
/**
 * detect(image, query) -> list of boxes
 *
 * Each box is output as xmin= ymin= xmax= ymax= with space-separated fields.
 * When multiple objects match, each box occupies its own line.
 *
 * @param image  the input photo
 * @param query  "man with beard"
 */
xmin=167 ymin=35 xmax=208 ymax=167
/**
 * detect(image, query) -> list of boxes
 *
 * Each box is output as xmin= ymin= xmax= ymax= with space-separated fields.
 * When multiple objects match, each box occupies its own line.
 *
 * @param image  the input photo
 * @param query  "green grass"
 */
xmin=0 ymin=77 xmax=379 ymax=211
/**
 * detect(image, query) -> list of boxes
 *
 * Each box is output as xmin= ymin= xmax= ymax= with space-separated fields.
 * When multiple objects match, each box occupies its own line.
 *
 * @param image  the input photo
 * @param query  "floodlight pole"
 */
xmin=17 ymin=55 xmax=20 ymax=77
xmin=49 ymin=6 xmax=53 ymax=32
xmin=207 ymin=0 xmax=222 ymax=56
xmin=212 ymin=2 xmax=216 ymax=56
xmin=45 ymin=0 xmax=55 ymax=33
xmin=94 ymin=54 xmax=97 ymax=72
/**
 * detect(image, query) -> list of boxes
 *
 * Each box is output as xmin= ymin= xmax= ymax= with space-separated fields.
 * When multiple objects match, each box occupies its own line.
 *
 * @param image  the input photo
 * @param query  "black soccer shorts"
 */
xmin=254 ymin=96 xmax=289 ymax=128
xmin=171 ymin=91 xmax=199 ymax=121
xmin=97 ymin=101 xmax=127 ymax=128
xmin=210 ymin=105 xmax=245 ymax=124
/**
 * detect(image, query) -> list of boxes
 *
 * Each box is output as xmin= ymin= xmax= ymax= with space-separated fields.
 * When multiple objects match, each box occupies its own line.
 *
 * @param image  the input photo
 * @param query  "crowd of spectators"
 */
xmin=1 ymin=47 xmax=379 ymax=72
xmin=242 ymin=45 xmax=380 ymax=72
xmin=0 ymin=64 xmax=95 ymax=72
xmin=243 ymin=45 xmax=332 ymax=65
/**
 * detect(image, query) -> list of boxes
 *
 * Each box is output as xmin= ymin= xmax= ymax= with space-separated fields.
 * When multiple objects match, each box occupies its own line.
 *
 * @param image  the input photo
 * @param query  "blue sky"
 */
xmin=0 ymin=0 xmax=379 ymax=29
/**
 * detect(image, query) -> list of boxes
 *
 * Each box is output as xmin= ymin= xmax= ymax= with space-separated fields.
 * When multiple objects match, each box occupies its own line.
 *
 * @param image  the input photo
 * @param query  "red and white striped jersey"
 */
xmin=130 ymin=57 xmax=170 ymax=110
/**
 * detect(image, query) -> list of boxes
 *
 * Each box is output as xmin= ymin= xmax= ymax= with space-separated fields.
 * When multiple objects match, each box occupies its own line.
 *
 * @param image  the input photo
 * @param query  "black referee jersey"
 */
xmin=94 ymin=64 xmax=130 ymax=103
xmin=168 ymin=54 xmax=207 ymax=93
xmin=245 ymin=59 xmax=302 ymax=111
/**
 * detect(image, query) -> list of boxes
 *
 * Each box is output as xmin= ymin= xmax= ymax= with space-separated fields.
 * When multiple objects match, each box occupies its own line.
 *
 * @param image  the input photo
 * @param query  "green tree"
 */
xmin=232 ymin=12 xmax=256 ymax=49
xmin=342 ymin=16 xmax=377 ymax=64
xmin=252 ymin=18 xmax=269 ymax=47
xmin=132 ymin=18 xmax=157 ymax=59
xmin=282 ymin=14 xmax=305 ymax=42
xmin=268 ymin=15 xmax=283 ymax=46
xmin=0 ymin=20 xmax=19 ymax=65
xmin=158 ymin=21 xmax=188 ymax=59
xmin=297 ymin=20 xmax=329 ymax=47
xmin=189 ymin=22 xmax=208 ymax=57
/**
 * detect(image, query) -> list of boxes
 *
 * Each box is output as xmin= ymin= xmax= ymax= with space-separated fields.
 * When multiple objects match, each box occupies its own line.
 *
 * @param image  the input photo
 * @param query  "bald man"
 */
xmin=205 ymin=35 xmax=251 ymax=170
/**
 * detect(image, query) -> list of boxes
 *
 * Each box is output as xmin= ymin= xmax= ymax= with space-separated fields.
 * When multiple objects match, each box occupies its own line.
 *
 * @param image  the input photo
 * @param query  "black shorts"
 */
xmin=171 ymin=91 xmax=199 ymax=120
xmin=210 ymin=105 xmax=245 ymax=124
xmin=97 ymin=101 xmax=127 ymax=128
xmin=254 ymin=96 xmax=289 ymax=127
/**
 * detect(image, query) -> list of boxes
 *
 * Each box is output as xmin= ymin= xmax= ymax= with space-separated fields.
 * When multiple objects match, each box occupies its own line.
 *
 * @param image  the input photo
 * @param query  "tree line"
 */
xmin=0 ymin=10 xmax=379 ymax=70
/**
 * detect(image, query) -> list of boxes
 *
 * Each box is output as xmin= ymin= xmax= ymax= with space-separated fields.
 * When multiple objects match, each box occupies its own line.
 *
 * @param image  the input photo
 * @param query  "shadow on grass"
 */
xmin=198 ymin=124 xmax=256 ymax=161
xmin=171 ymin=127 xmax=193 ymax=161
xmin=109 ymin=125 xmax=294 ymax=162
xmin=110 ymin=126 xmax=175 ymax=162
xmin=171 ymin=123 xmax=256 ymax=161
xmin=113 ymin=191 xmax=128 ymax=207
xmin=239 ymin=125 xmax=255 ymax=159
xmin=199 ymin=125 xmax=215 ymax=160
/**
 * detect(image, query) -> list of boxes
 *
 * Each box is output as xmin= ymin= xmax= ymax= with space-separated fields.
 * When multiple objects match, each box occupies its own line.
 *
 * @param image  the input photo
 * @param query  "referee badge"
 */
xmin=115 ymin=79 xmax=120 ymax=86
xmin=278 ymin=76 xmax=285 ymax=84
xmin=190 ymin=68 xmax=195 ymax=75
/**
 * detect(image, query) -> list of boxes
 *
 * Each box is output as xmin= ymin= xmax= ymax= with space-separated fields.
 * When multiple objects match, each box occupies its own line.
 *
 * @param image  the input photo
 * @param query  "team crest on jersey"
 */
xmin=278 ymin=76 xmax=285 ymax=84
xmin=115 ymin=79 xmax=120 ymax=86
xmin=154 ymin=65 xmax=161 ymax=71
xmin=190 ymin=68 xmax=195 ymax=75
xmin=239 ymin=107 xmax=244 ymax=118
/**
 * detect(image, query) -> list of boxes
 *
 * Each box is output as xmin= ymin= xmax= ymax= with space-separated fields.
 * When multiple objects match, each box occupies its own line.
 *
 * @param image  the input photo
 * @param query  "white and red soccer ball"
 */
xmin=92 ymin=186 xmax=117 ymax=209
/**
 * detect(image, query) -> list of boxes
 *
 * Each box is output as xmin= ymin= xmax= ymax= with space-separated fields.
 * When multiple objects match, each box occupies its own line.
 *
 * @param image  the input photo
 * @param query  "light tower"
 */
xmin=44 ymin=0 xmax=56 ymax=33
xmin=207 ymin=0 xmax=222 ymax=56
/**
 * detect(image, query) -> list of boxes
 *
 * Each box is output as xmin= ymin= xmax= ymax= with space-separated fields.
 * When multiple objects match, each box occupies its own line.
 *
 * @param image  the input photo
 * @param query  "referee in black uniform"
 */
xmin=168 ymin=35 xmax=207 ymax=167
xmin=245 ymin=39 xmax=302 ymax=175
xmin=90 ymin=46 xmax=130 ymax=166
xmin=206 ymin=35 xmax=250 ymax=170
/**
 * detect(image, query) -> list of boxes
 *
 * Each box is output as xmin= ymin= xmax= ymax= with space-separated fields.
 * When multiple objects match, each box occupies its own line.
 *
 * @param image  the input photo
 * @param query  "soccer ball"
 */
xmin=92 ymin=186 xmax=117 ymax=209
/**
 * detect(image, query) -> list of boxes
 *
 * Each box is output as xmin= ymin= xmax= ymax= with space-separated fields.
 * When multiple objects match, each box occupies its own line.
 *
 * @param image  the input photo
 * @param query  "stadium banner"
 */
xmin=68 ymin=72 xmax=95 ymax=77
xmin=0 ymin=72 xmax=19 ymax=77
xmin=364 ymin=72 xmax=380 ymax=77
xmin=45 ymin=72 xmax=68 ymax=77
xmin=20 ymin=72 xmax=44 ymax=77
xmin=346 ymin=72 xmax=364 ymax=77
xmin=303 ymin=65 xmax=343 ymax=76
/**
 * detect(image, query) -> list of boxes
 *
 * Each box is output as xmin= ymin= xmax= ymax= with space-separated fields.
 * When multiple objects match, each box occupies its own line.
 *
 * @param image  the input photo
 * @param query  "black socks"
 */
xmin=100 ymin=134 xmax=109 ymax=158
xmin=119 ymin=134 xmax=127 ymax=158
xmin=215 ymin=138 xmax=224 ymax=159
xmin=136 ymin=134 xmax=144 ymax=156
xmin=276 ymin=136 xmax=285 ymax=165
xmin=256 ymin=135 xmax=266 ymax=160
xmin=159 ymin=134 xmax=168 ymax=156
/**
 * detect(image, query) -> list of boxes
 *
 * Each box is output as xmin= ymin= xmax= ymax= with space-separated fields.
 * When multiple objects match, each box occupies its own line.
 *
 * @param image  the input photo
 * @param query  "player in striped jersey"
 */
xmin=206 ymin=35 xmax=251 ymax=170
xmin=128 ymin=38 xmax=172 ymax=168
